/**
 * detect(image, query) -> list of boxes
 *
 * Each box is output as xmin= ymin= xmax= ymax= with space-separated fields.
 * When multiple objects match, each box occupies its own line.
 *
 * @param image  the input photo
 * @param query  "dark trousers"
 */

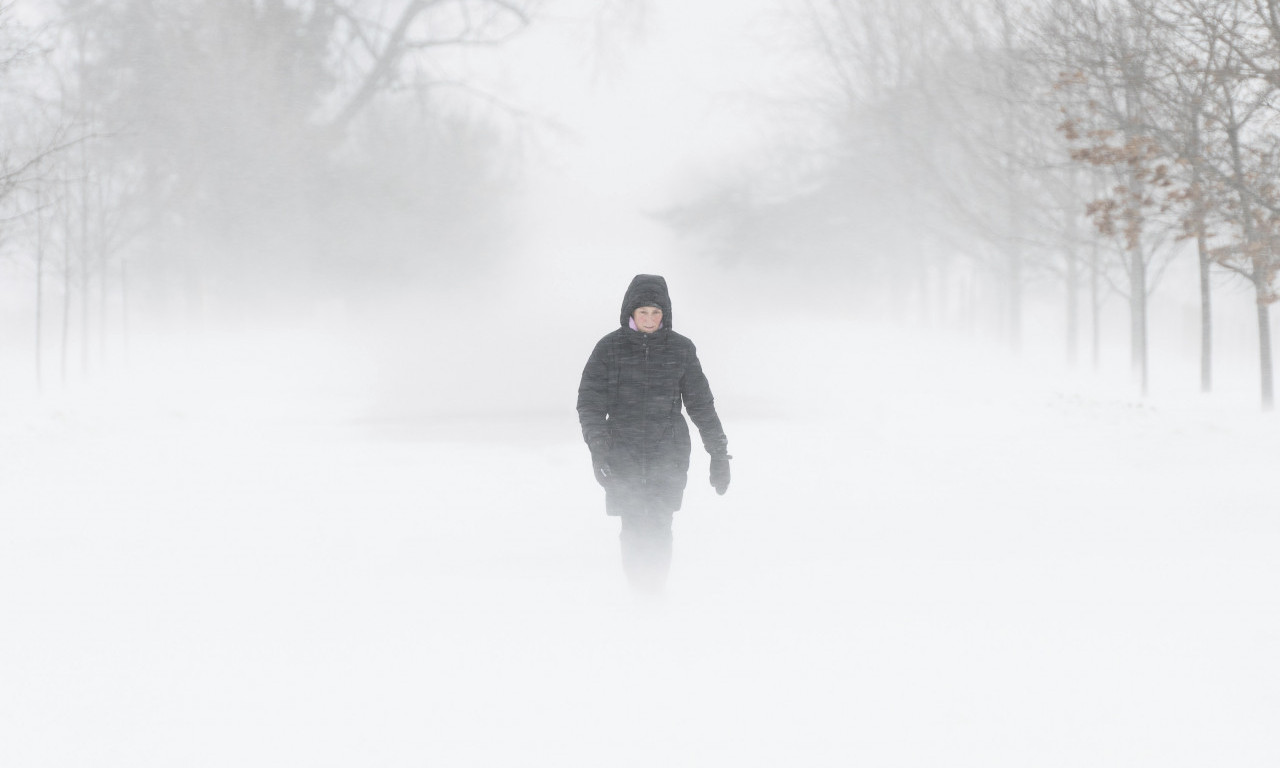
xmin=619 ymin=506 xmax=674 ymax=594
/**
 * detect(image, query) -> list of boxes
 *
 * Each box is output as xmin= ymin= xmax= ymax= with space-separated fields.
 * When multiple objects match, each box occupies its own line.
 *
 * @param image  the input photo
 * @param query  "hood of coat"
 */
xmin=619 ymin=274 xmax=673 ymax=330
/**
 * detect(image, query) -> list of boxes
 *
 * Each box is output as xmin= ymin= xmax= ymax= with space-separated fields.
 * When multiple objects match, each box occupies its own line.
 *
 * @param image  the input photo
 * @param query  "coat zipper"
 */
xmin=641 ymin=342 xmax=650 ymax=486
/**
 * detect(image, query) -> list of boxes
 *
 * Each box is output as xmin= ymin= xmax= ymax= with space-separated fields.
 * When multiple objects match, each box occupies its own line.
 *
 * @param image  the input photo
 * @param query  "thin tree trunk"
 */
xmin=1121 ymin=34 xmax=1148 ymax=396
xmin=99 ymin=226 xmax=108 ymax=368
xmin=1131 ymin=245 xmax=1148 ymax=396
xmin=35 ymin=187 xmax=45 ymax=393
xmin=79 ymin=126 xmax=91 ymax=381
xmin=121 ymin=257 xmax=129 ymax=368
xmin=1198 ymin=236 xmax=1212 ymax=392
xmin=1008 ymin=244 xmax=1022 ymax=354
xmin=1257 ymin=286 xmax=1274 ymax=410
xmin=80 ymin=243 xmax=90 ymax=379
xmin=1000 ymin=0 xmax=1021 ymax=354
xmin=1065 ymin=203 xmax=1080 ymax=368
xmin=1066 ymin=247 xmax=1079 ymax=368
xmin=1091 ymin=239 xmax=1101 ymax=371
xmin=1190 ymin=121 xmax=1212 ymax=393
xmin=1226 ymin=119 xmax=1269 ymax=409
xmin=99 ymin=245 xmax=108 ymax=368
xmin=61 ymin=211 xmax=72 ymax=388
xmin=78 ymin=37 xmax=92 ymax=380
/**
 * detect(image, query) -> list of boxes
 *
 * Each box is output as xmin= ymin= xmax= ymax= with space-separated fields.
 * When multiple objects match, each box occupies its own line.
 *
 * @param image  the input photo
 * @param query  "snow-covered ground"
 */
xmin=2 ymin=318 xmax=1277 ymax=767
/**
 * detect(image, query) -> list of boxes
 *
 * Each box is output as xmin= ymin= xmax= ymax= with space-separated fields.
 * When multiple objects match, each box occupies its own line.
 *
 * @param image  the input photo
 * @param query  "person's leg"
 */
xmin=619 ymin=504 xmax=674 ymax=594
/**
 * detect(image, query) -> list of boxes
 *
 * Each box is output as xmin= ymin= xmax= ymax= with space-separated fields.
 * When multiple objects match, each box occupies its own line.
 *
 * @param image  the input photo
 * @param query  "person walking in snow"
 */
xmin=577 ymin=274 xmax=731 ymax=593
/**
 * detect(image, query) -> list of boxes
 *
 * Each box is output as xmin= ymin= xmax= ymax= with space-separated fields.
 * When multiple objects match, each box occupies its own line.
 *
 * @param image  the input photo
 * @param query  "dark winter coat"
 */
xmin=577 ymin=275 xmax=729 ymax=516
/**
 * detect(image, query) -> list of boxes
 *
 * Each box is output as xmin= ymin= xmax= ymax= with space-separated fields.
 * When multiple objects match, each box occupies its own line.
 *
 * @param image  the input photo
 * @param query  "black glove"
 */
xmin=710 ymin=454 xmax=731 ymax=495
xmin=591 ymin=451 xmax=612 ymax=488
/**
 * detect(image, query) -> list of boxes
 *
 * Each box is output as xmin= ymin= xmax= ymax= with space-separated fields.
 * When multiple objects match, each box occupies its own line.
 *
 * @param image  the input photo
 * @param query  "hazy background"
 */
xmin=2 ymin=1 xmax=1279 ymax=766
xmin=1 ymin=0 xmax=1277 ymax=411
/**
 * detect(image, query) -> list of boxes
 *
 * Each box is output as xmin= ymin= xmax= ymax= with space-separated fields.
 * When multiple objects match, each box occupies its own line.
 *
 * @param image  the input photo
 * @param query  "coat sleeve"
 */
xmin=576 ymin=338 xmax=612 ymax=455
xmin=681 ymin=343 xmax=729 ymax=456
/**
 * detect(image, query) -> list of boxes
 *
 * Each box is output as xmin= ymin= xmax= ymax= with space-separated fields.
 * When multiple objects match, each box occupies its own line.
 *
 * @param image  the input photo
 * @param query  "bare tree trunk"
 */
xmin=1189 ymin=122 xmax=1212 ymax=393
xmin=1000 ymin=0 xmax=1022 ymax=354
xmin=1091 ymin=239 xmax=1101 ymax=371
xmin=98 ymin=201 xmax=108 ymax=368
xmin=1198 ymin=235 xmax=1212 ymax=392
xmin=77 ymin=33 xmax=92 ymax=380
xmin=1007 ymin=243 xmax=1022 ymax=353
xmin=917 ymin=256 xmax=932 ymax=328
xmin=1131 ymin=246 xmax=1148 ymax=396
xmin=1119 ymin=29 xmax=1149 ymax=396
xmin=35 ymin=187 xmax=45 ymax=393
xmin=1065 ymin=202 xmax=1080 ymax=367
xmin=1257 ymin=287 xmax=1274 ymax=410
xmin=79 ymin=229 xmax=90 ymax=379
xmin=1226 ymin=120 xmax=1269 ymax=408
xmin=1066 ymin=245 xmax=1079 ymax=367
xmin=79 ymin=129 xmax=91 ymax=380
xmin=120 ymin=257 xmax=129 ymax=368
xmin=61 ymin=209 xmax=72 ymax=388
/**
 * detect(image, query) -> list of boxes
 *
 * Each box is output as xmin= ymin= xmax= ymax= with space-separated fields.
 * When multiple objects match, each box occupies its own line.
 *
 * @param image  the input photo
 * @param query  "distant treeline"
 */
xmin=664 ymin=0 xmax=1280 ymax=409
xmin=0 ymin=1 xmax=537 ymax=389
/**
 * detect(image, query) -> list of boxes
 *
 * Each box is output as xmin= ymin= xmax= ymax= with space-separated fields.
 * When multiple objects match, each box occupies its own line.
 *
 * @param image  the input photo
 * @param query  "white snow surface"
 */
xmin=2 ymin=319 xmax=1278 ymax=767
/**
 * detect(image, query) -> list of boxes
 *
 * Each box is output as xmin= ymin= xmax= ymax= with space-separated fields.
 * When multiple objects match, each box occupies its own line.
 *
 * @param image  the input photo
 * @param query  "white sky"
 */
xmin=492 ymin=0 xmax=792 ymax=241
xmin=468 ymin=0 xmax=806 ymax=329
xmin=511 ymin=0 xmax=785 ymax=196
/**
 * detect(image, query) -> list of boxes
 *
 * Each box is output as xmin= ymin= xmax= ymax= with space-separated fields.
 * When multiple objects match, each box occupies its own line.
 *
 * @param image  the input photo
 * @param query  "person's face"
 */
xmin=633 ymin=305 xmax=663 ymax=333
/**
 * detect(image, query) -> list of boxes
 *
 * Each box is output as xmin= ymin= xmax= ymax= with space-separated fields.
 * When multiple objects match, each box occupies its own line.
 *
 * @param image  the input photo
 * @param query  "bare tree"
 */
xmin=796 ymin=0 xmax=956 ymax=321
xmin=1136 ymin=0 xmax=1229 ymax=393
xmin=56 ymin=0 xmax=541 ymax=313
xmin=324 ymin=0 xmax=537 ymax=134
xmin=1195 ymin=2 xmax=1280 ymax=408
xmin=0 ymin=4 xmax=90 ymax=390
xmin=1051 ymin=0 xmax=1187 ymax=397
xmin=1199 ymin=0 xmax=1280 ymax=409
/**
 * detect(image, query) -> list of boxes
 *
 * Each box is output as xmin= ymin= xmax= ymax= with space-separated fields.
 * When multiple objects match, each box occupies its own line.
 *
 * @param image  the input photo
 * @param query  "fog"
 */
xmin=2 ymin=1 xmax=1279 ymax=766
